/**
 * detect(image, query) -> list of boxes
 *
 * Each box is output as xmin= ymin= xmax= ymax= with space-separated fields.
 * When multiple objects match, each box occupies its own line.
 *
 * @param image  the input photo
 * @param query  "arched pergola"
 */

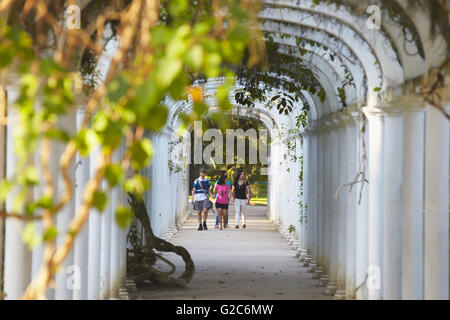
xmin=1 ymin=0 xmax=448 ymax=300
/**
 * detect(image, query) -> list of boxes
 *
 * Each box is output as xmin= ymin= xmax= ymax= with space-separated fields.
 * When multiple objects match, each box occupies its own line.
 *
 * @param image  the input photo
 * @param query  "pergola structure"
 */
xmin=1 ymin=0 xmax=449 ymax=300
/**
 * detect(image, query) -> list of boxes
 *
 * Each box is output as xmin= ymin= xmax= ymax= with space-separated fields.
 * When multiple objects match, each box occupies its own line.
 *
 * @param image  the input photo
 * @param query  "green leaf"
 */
xmin=43 ymin=226 xmax=58 ymax=242
xmin=107 ymin=75 xmax=130 ymax=103
xmin=132 ymin=78 xmax=160 ymax=113
xmin=0 ymin=180 xmax=13 ymax=203
xmin=156 ymin=57 xmax=182 ymax=88
xmin=151 ymin=26 xmax=171 ymax=47
xmin=13 ymin=190 xmax=26 ymax=213
xmin=93 ymin=114 xmax=123 ymax=152
xmin=75 ymin=128 xmax=99 ymax=157
xmin=373 ymin=87 xmax=381 ymax=92
xmin=185 ymin=45 xmax=204 ymax=71
xmin=168 ymin=0 xmax=188 ymax=16
xmin=39 ymin=58 xmax=66 ymax=76
xmin=45 ymin=128 xmax=70 ymax=142
xmin=104 ymin=164 xmax=124 ymax=187
xmin=130 ymin=138 xmax=154 ymax=170
xmin=92 ymin=190 xmax=108 ymax=212
xmin=35 ymin=195 xmax=53 ymax=210
xmin=140 ymin=104 xmax=168 ymax=131
xmin=22 ymin=222 xmax=42 ymax=250
xmin=115 ymin=206 xmax=133 ymax=228
xmin=124 ymin=175 xmax=150 ymax=197
xmin=168 ymin=73 xmax=188 ymax=100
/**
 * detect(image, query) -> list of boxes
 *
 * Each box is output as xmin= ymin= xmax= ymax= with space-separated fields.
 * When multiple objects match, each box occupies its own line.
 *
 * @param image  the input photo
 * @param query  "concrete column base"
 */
xmin=307 ymin=261 xmax=317 ymax=273
xmin=325 ymin=282 xmax=337 ymax=296
xmin=312 ymin=266 xmax=323 ymax=279
xmin=303 ymin=256 xmax=311 ymax=267
xmin=118 ymin=287 xmax=130 ymax=300
xmin=299 ymin=251 xmax=308 ymax=262
xmin=334 ymin=289 xmax=346 ymax=300
xmin=295 ymin=248 xmax=302 ymax=258
xmin=319 ymin=275 xmax=329 ymax=287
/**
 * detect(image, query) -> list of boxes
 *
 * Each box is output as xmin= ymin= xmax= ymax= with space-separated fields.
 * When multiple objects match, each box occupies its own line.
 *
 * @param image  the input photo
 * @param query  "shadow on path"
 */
xmin=132 ymin=205 xmax=330 ymax=300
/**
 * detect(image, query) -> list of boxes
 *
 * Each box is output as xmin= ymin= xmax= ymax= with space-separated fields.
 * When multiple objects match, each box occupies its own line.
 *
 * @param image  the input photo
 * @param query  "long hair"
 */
xmin=235 ymin=169 xmax=245 ymax=182
xmin=218 ymin=172 xmax=227 ymax=186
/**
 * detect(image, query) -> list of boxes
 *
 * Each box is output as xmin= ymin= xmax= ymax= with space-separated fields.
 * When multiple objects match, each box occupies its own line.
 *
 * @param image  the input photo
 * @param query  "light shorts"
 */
xmin=193 ymin=198 xmax=211 ymax=211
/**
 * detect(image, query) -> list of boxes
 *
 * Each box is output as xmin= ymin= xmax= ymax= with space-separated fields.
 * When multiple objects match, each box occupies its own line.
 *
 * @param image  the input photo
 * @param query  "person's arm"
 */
xmin=246 ymin=183 xmax=251 ymax=203
xmin=231 ymin=185 xmax=235 ymax=203
xmin=213 ymin=185 xmax=217 ymax=200
xmin=227 ymin=187 xmax=232 ymax=202
xmin=191 ymin=180 xmax=197 ymax=203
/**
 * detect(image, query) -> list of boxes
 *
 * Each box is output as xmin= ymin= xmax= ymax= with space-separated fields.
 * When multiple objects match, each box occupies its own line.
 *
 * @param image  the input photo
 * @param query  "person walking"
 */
xmin=213 ymin=173 xmax=232 ymax=230
xmin=214 ymin=171 xmax=232 ymax=228
xmin=191 ymin=168 xmax=211 ymax=231
xmin=231 ymin=170 xmax=250 ymax=229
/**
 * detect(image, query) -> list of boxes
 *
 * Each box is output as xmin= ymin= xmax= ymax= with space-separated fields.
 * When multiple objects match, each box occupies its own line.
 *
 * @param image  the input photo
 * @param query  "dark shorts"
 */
xmin=215 ymin=202 xmax=229 ymax=210
xmin=193 ymin=199 xmax=211 ymax=211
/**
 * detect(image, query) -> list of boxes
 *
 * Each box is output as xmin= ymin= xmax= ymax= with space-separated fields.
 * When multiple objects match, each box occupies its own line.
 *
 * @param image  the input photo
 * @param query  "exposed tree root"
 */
xmin=126 ymin=193 xmax=195 ymax=288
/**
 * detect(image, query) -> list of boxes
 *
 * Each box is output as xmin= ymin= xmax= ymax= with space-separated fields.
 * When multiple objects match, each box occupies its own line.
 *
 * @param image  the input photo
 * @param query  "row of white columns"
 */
xmin=143 ymin=131 xmax=190 ymax=239
xmin=301 ymin=95 xmax=449 ymax=299
xmin=2 ymin=90 xmax=128 ymax=299
xmin=268 ymin=134 xmax=304 ymax=238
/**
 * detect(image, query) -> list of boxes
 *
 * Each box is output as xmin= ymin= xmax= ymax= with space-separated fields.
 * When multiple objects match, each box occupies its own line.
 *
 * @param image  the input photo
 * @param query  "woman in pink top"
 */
xmin=213 ymin=173 xmax=232 ymax=230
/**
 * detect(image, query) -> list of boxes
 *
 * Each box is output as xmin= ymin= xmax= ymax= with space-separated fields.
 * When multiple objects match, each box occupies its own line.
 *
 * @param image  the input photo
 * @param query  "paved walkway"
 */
xmin=132 ymin=205 xmax=330 ymax=300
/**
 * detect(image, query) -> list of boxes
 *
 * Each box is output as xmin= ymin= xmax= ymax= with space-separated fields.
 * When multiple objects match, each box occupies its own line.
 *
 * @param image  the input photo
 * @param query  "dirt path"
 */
xmin=132 ymin=205 xmax=330 ymax=300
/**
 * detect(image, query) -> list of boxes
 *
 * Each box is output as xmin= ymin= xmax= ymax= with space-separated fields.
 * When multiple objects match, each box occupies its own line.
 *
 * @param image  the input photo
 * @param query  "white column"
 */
xmin=382 ymin=108 xmax=403 ymax=300
xmin=109 ymin=151 xmax=121 ymax=298
xmin=300 ymin=132 xmax=309 ymax=255
xmin=309 ymin=128 xmax=322 ymax=272
xmin=335 ymin=120 xmax=348 ymax=300
xmin=305 ymin=130 xmax=317 ymax=266
xmin=118 ymin=142 xmax=128 ymax=290
xmin=400 ymin=96 xmax=425 ymax=300
xmin=87 ymin=148 xmax=102 ymax=299
xmin=31 ymin=141 xmax=54 ymax=299
xmin=355 ymin=116 xmax=369 ymax=300
xmin=363 ymin=107 xmax=384 ymax=300
xmin=312 ymin=128 xmax=323 ymax=274
xmin=424 ymin=102 xmax=449 ymax=300
xmin=344 ymin=115 xmax=357 ymax=299
xmin=54 ymin=109 xmax=77 ymax=300
xmin=326 ymin=121 xmax=338 ymax=295
xmin=100 ymin=184 xmax=112 ymax=299
xmin=302 ymin=130 xmax=314 ymax=263
xmin=3 ymin=88 xmax=32 ymax=300
xmin=73 ymin=107 xmax=90 ymax=300
xmin=316 ymin=126 xmax=328 ymax=282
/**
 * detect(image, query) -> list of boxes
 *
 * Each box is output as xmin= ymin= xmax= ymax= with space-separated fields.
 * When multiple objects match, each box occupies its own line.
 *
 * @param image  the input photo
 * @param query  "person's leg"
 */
xmin=223 ymin=208 xmax=228 ymax=228
xmin=218 ymin=208 xmax=223 ymax=229
xmin=241 ymin=200 xmax=247 ymax=227
xmin=215 ymin=210 xmax=219 ymax=228
xmin=196 ymin=205 xmax=203 ymax=230
xmin=202 ymin=205 xmax=208 ymax=230
xmin=235 ymin=199 xmax=241 ymax=228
